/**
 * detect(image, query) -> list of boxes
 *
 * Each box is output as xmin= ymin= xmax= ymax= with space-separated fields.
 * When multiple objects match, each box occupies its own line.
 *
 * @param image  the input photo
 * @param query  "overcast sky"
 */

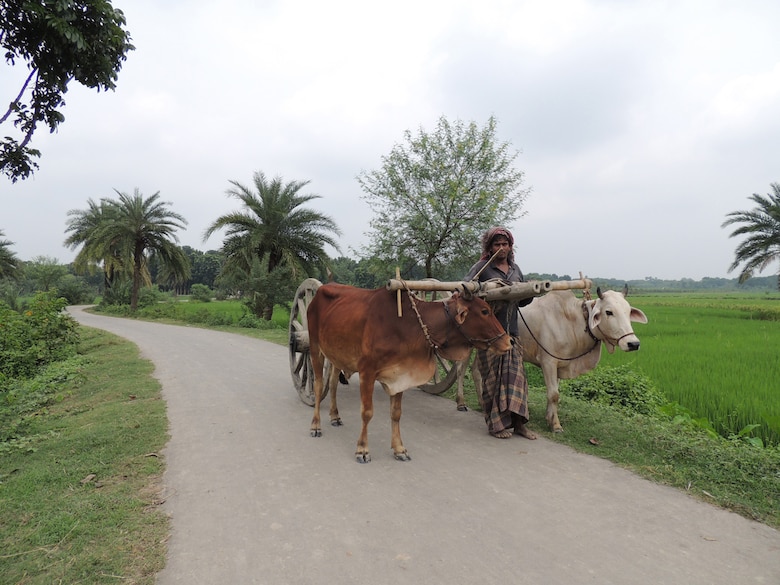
xmin=4 ymin=0 xmax=779 ymax=281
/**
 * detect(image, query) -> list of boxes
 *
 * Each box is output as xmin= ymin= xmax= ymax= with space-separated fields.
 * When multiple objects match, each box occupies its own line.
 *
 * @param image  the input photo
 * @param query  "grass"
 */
xmin=598 ymin=293 xmax=780 ymax=446
xmin=0 ymin=327 xmax=169 ymax=585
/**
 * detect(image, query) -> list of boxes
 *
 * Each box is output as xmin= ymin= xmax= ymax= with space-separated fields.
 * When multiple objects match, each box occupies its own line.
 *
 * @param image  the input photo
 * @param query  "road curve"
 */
xmin=67 ymin=306 xmax=780 ymax=585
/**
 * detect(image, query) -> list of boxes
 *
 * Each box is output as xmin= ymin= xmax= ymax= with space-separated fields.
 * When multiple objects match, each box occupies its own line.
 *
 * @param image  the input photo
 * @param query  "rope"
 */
xmin=403 ymin=282 xmax=439 ymax=349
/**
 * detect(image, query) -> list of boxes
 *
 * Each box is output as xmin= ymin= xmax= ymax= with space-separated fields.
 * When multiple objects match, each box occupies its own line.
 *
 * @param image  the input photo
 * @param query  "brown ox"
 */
xmin=308 ymin=283 xmax=511 ymax=463
xmin=456 ymin=286 xmax=648 ymax=432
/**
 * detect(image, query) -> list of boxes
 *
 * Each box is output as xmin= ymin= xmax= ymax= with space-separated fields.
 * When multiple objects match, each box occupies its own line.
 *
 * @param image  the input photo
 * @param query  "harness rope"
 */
xmin=519 ymin=294 xmax=637 ymax=361
xmin=519 ymin=306 xmax=598 ymax=362
xmin=401 ymin=282 xmax=506 ymax=351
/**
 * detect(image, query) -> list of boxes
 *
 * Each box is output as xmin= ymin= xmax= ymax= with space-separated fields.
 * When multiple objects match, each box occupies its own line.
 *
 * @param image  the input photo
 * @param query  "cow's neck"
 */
xmin=413 ymin=299 xmax=471 ymax=362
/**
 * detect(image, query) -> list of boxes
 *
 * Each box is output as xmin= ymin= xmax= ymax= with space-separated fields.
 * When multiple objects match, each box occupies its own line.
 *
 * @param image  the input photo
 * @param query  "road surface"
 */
xmin=67 ymin=307 xmax=780 ymax=585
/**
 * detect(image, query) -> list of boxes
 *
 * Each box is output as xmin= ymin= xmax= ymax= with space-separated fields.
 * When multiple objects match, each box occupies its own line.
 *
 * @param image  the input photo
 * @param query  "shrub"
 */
xmin=237 ymin=313 xmax=262 ymax=328
xmin=190 ymin=284 xmax=213 ymax=302
xmin=0 ymin=291 xmax=80 ymax=379
xmin=137 ymin=286 xmax=164 ymax=308
xmin=563 ymin=364 xmax=665 ymax=415
xmin=56 ymin=275 xmax=96 ymax=305
xmin=100 ymin=280 xmax=131 ymax=306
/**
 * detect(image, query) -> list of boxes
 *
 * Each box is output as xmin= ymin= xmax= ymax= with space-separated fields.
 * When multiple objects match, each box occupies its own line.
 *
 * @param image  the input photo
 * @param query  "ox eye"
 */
xmin=606 ymin=310 xmax=614 ymax=316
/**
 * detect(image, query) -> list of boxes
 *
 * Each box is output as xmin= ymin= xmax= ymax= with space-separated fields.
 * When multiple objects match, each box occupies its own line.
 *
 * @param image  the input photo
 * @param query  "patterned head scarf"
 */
xmin=480 ymin=226 xmax=515 ymax=264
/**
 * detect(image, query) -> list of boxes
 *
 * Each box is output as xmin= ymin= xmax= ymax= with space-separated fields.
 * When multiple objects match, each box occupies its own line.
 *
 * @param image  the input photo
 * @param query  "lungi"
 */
xmin=474 ymin=337 xmax=529 ymax=434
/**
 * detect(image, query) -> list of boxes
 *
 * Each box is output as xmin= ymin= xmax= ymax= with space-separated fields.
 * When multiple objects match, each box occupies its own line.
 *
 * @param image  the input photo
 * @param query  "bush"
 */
xmin=137 ymin=286 xmax=164 ymax=308
xmin=563 ymin=364 xmax=665 ymax=415
xmin=0 ymin=291 xmax=80 ymax=380
xmin=100 ymin=280 xmax=131 ymax=306
xmin=190 ymin=284 xmax=213 ymax=302
xmin=237 ymin=313 xmax=263 ymax=328
xmin=56 ymin=275 xmax=96 ymax=305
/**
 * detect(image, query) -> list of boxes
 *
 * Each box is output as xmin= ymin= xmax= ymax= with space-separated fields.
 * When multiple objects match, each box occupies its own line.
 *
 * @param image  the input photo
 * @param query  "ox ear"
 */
xmin=630 ymin=306 xmax=648 ymax=324
xmin=589 ymin=303 xmax=601 ymax=332
xmin=451 ymin=296 xmax=469 ymax=325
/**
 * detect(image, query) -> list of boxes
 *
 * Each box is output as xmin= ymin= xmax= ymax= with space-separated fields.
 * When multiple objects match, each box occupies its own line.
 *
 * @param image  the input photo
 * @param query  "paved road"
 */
xmin=68 ymin=307 xmax=780 ymax=585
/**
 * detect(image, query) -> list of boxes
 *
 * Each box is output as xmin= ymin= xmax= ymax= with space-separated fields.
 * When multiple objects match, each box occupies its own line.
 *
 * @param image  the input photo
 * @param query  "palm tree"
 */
xmin=66 ymin=189 xmax=190 ymax=310
xmin=0 ymin=230 xmax=20 ymax=280
xmin=65 ymin=198 xmax=127 ymax=294
xmin=203 ymin=172 xmax=342 ymax=319
xmin=107 ymin=189 xmax=190 ymax=310
xmin=722 ymin=182 xmax=780 ymax=289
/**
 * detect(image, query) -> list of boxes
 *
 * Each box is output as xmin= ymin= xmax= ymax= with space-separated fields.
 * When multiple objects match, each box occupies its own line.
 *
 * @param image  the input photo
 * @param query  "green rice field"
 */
xmin=596 ymin=292 xmax=780 ymax=447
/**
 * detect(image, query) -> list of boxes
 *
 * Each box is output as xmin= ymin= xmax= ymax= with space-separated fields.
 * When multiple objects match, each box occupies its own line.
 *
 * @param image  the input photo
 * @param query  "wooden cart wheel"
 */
xmin=288 ymin=278 xmax=330 ymax=406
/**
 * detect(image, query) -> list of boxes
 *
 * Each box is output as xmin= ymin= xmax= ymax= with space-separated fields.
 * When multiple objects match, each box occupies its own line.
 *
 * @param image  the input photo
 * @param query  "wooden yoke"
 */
xmin=386 ymin=277 xmax=593 ymax=303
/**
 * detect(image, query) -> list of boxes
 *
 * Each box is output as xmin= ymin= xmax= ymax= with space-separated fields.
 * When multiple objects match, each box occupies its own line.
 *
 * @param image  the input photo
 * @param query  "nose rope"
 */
xmin=597 ymin=328 xmax=637 ymax=348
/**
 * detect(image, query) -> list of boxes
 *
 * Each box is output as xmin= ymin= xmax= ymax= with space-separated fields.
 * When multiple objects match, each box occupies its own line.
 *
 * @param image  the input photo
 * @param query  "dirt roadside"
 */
xmin=68 ymin=307 xmax=780 ymax=585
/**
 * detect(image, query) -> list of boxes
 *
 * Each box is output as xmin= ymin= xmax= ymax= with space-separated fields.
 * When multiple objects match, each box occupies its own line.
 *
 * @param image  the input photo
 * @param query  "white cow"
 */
xmin=455 ymin=286 xmax=648 ymax=432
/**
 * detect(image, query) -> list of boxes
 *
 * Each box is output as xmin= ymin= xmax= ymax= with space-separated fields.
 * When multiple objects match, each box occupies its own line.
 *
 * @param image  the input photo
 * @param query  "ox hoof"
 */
xmin=330 ymin=418 xmax=343 ymax=427
xmin=457 ymin=404 xmax=469 ymax=412
xmin=553 ymin=427 xmax=564 ymax=434
xmin=310 ymin=429 xmax=322 ymax=438
xmin=393 ymin=451 xmax=411 ymax=462
xmin=355 ymin=452 xmax=372 ymax=464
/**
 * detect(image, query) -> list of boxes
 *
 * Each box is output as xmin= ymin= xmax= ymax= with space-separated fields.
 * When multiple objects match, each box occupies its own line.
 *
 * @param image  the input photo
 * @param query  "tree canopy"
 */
xmin=0 ymin=0 xmax=134 ymax=182
xmin=65 ymin=189 xmax=189 ymax=310
xmin=722 ymin=182 xmax=780 ymax=289
xmin=357 ymin=115 xmax=529 ymax=278
xmin=204 ymin=172 xmax=342 ymax=319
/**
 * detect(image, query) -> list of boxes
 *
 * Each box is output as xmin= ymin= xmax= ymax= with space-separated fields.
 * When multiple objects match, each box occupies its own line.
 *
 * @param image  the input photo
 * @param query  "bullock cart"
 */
xmin=288 ymin=275 xmax=591 ymax=404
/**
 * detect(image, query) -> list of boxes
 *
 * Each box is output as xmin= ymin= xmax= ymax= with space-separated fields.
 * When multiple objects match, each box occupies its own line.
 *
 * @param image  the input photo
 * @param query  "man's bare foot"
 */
xmin=515 ymin=423 xmax=537 ymax=440
xmin=490 ymin=429 xmax=513 ymax=439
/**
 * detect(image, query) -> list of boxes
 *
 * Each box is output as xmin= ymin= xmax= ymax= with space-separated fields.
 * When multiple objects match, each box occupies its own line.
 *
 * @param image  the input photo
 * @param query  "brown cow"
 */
xmin=307 ymin=283 xmax=511 ymax=463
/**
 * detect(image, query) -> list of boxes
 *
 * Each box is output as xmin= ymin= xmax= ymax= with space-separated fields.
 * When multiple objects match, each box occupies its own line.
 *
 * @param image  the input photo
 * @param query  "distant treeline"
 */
xmin=325 ymin=256 xmax=779 ymax=293
xmin=527 ymin=273 xmax=778 ymax=293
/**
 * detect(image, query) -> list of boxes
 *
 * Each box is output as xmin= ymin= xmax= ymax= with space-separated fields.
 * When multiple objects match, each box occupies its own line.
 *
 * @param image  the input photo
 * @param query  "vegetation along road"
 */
xmin=66 ymin=306 xmax=780 ymax=585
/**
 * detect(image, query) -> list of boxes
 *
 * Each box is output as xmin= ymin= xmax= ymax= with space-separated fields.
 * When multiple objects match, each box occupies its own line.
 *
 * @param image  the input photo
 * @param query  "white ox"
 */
xmin=455 ymin=286 xmax=648 ymax=432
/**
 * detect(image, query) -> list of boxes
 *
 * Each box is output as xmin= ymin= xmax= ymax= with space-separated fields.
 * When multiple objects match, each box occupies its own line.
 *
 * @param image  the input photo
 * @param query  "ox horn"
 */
xmin=459 ymin=284 xmax=473 ymax=300
xmin=622 ymin=283 xmax=629 ymax=297
xmin=597 ymin=286 xmax=604 ymax=300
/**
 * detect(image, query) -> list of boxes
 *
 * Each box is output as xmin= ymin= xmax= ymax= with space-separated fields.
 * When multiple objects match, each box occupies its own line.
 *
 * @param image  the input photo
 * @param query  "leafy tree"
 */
xmin=65 ymin=189 xmax=190 ymax=310
xmin=0 ymin=0 xmax=134 ymax=181
xmin=180 ymin=246 xmax=222 ymax=290
xmin=357 ymin=115 xmax=529 ymax=278
xmin=24 ymin=255 xmax=66 ymax=291
xmin=0 ymin=229 xmax=20 ymax=279
xmin=56 ymin=273 xmax=95 ymax=305
xmin=203 ymin=172 xmax=342 ymax=319
xmin=722 ymin=182 xmax=780 ymax=289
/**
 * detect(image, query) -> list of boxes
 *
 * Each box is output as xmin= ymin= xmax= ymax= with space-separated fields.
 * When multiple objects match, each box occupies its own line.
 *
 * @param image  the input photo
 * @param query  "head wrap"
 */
xmin=480 ymin=226 xmax=515 ymax=264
